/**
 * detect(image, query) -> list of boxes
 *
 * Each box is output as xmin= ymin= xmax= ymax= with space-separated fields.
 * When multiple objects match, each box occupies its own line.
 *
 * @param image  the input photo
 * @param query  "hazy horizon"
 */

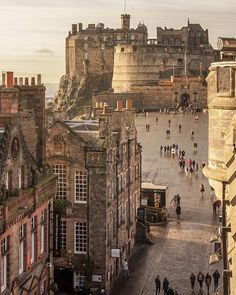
xmin=0 ymin=0 xmax=235 ymax=83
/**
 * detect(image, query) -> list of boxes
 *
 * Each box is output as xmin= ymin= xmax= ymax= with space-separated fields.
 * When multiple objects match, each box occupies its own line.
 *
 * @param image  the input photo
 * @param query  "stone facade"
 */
xmin=112 ymin=43 xmax=216 ymax=93
xmin=65 ymin=14 xmax=147 ymax=77
xmin=94 ymin=75 xmax=207 ymax=110
xmin=0 ymin=72 xmax=57 ymax=295
xmin=203 ymin=61 xmax=236 ymax=294
xmin=46 ymin=103 xmax=141 ymax=293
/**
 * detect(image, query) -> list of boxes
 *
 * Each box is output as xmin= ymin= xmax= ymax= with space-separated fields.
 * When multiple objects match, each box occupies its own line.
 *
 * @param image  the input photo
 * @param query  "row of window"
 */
xmin=58 ymin=221 xmax=87 ymax=255
xmin=53 ymin=165 xmax=87 ymax=202
xmin=0 ymin=209 xmax=47 ymax=292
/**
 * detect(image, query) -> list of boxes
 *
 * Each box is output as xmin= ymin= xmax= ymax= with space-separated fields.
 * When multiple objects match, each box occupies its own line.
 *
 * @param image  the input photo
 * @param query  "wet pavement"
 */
xmin=111 ymin=112 xmax=221 ymax=295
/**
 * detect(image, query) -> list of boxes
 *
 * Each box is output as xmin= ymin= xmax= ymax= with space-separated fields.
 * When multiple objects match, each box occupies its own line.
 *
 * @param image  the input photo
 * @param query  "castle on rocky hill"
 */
xmin=54 ymin=14 xmax=218 ymax=116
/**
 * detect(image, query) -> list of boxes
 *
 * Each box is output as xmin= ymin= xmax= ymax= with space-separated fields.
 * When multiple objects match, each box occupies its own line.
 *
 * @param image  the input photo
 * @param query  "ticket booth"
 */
xmin=138 ymin=183 xmax=168 ymax=224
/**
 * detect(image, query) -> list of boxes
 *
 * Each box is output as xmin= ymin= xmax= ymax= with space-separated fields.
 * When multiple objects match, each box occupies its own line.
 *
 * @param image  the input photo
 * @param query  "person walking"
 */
xmin=122 ymin=259 xmax=130 ymax=279
xmin=205 ymin=273 xmax=212 ymax=295
xmin=178 ymin=124 xmax=181 ymax=132
xmin=190 ymin=273 xmax=196 ymax=290
xmin=212 ymin=201 xmax=217 ymax=216
xmin=100 ymin=289 xmax=106 ymax=295
xmin=168 ymin=119 xmax=171 ymax=127
xmin=197 ymin=271 xmax=204 ymax=289
xmin=200 ymin=184 xmax=205 ymax=196
xmin=167 ymin=287 xmax=174 ymax=295
xmin=155 ymin=275 xmax=161 ymax=295
xmin=212 ymin=270 xmax=220 ymax=292
xmin=163 ymin=278 xmax=169 ymax=295
xmin=176 ymin=204 xmax=181 ymax=219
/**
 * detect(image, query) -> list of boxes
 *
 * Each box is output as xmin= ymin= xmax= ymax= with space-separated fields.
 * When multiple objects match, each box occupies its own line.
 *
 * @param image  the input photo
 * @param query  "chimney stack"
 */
xmin=116 ymin=100 xmax=123 ymax=111
xmin=6 ymin=71 xmax=14 ymax=88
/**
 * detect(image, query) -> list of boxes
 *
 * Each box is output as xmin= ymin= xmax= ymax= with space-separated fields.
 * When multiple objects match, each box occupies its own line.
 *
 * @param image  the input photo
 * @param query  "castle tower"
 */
xmin=121 ymin=14 xmax=130 ymax=30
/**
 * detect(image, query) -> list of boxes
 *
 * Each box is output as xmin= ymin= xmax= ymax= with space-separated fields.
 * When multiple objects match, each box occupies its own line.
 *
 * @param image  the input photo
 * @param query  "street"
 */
xmin=111 ymin=112 xmax=220 ymax=295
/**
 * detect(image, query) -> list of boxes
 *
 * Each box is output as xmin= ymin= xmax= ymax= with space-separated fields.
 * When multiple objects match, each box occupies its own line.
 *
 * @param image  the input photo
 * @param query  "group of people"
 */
xmin=179 ymin=158 xmax=199 ymax=174
xmin=155 ymin=275 xmax=178 ymax=295
xmin=160 ymin=144 xmax=180 ymax=157
xmin=190 ymin=270 xmax=220 ymax=294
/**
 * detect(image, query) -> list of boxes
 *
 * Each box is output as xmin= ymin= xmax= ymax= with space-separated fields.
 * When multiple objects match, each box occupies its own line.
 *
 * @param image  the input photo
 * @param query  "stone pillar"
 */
xmin=204 ymin=61 xmax=236 ymax=197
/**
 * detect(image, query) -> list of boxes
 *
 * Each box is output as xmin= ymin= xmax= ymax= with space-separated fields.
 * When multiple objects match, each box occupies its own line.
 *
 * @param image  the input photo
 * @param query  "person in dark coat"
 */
xmin=155 ymin=275 xmax=161 ymax=295
xmin=190 ymin=273 xmax=196 ymax=290
xmin=205 ymin=273 xmax=212 ymax=295
xmin=163 ymin=278 xmax=169 ymax=295
xmin=212 ymin=270 xmax=220 ymax=292
xmin=197 ymin=271 xmax=204 ymax=289
xmin=176 ymin=204 xmax=181 ymax=219
xmin=167 ymin=287 xmax=174 ymax=295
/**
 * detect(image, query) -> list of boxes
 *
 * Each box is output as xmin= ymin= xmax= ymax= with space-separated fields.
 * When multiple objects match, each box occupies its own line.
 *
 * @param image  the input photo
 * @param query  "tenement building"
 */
xmin=54 ymin=14 xmax=218 ymax=117
xmin=0 ymin=72 xmax=56 ymax=294
xmin=46 ymin=101 xmax=141 ymax=293
xmin=203 ymin=47 xmax=236 ymax=294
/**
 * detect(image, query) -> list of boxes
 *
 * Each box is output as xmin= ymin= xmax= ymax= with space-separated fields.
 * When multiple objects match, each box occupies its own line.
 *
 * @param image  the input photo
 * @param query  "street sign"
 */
xmin=111 ymin=248 xmax=120 ymax=258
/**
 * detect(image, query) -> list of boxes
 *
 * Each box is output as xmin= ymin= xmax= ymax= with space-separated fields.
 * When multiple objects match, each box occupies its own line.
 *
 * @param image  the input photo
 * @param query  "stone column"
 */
xmin=204 ymin=61 xmax=236 ymax=198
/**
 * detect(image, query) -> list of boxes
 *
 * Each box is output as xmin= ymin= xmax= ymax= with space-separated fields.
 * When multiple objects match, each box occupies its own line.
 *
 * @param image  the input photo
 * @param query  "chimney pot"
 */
xmin=37 ymin=74 xmax=42 ymax=85
xmin=2 ymin=72 xmax=6 ymax=86
xmin=6 ymin=71 xmax=14 ymax=88
xmin=14 ymin=77 xmax=18 ymax=86
xmin=31 ymin=77 xmax=35 ymax=86
xmin=19 ymin=77 xmax=23 ymax=86
xmin=126 ymin=99 xmax=132 ymax=109
xmin=116 ymin=100 xmax=123 ymax=111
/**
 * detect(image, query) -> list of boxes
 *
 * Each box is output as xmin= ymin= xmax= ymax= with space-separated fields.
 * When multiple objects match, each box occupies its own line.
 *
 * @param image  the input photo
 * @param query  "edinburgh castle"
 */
xmin=54 ymin=14 xmax=219 ymax=117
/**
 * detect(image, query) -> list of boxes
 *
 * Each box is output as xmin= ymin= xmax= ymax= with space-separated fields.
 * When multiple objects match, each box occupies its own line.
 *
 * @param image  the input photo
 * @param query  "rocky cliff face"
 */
xmin=53 ymin=73 xmax=113 ymax=119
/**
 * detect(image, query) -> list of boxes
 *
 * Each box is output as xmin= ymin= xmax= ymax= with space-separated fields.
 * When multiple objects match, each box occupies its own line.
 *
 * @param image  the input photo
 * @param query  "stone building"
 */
xmin=46 ymin=101 xmax=141 ymax=293
xmin=94 ymin=75 xmax=207 ymax=110
xmin=54 ymin=14 xmax=217 ymax=117
xmin=203 ymin=61 xmax=236 ymax=294
xmin=0 ymin=72 xmax=57 ymax=294
xmin=66 ymin=14 xmax=148 ymax=77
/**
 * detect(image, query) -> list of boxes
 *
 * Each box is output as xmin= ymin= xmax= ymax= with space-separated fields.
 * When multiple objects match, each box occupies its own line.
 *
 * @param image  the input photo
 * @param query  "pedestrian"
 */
xmin=163 ymin=278 xmax=169 ymax=295
xmin=212 ymin=270 xmax=220 ymax=292
xmin=205 ymin=273 xmax=212 ymax=295
xmin=190 ymin=273 xmax=196 ymax=290
xmin=176 ymin=204 xmax=181 ymax=219
xmin=200 ymin=184 xmax=205 ymax=196
xmin=122 ymin=259 xmax=130 ymax=279
xmin=178 ymin=124 xmax=181 ymax=132
xmin=164 ymin=146 xmax=167 ymax=153
xmin=191 ymin=130 xmax=194 ymax=137
xmin=196 ymin=162 xmax=199 ymax=171
xmin=197 ymin=271 xmax=204 ymax=289
xmin=212 ymin=201 xmax=217 ymax=216
xmin=176 ymin=194 xmax=181 ymax=205
xmin=160 ymin=145 xmax=163 ymax=153
xmin=155 ymin=275 xmax=161 ymax=295
xmin=168 ymin=119 xmax=171 ymax=127
xmin=192 ymin=160 xmax=196 ymax=170
xmin=100 ymin=289 xmax=106 ymax=295
xmin=167 ymin=287 xmax=174 ymax=295
xmin=156 ymin=117 xmax=159 ymax=123
xmin=233 ymin=143 xmax=236 ymax=153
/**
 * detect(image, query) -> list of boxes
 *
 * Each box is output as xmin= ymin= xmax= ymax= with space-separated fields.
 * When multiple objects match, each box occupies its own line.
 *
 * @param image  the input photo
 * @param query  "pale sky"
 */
xmin=0 ymin=0 xmax=235 ymax=83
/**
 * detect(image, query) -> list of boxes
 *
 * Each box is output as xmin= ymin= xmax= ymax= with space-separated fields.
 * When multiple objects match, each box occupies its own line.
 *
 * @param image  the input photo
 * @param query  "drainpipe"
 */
xmin=222 ymin=181 xmax=229 ymax=295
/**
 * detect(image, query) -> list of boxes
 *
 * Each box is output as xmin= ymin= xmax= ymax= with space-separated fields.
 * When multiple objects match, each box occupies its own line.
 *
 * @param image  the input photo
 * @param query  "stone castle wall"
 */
xmin=112 ymin=44 xmax=216 ymax=93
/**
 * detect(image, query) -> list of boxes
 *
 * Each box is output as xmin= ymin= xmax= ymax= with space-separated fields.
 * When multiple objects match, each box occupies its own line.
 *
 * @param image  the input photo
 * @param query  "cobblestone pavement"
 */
xmin=111 ymin=112 xmax=221 ymax=295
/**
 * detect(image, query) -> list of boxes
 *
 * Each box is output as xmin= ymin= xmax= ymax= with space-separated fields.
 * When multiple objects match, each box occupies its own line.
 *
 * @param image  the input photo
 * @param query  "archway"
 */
xmin=180 ymin=93 xmax=190 ymax=108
